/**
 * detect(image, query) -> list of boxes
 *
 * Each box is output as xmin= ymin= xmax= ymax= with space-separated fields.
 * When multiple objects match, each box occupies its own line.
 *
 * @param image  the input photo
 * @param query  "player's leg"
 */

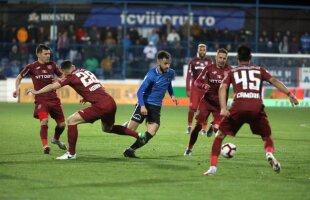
xmin=204 ymin=130 xmax=226 ymax=176
xmin=124 ymin=104 xmax=160 ymax=158
xmin=188 ymin=90 xmax=205 ymax=134
xmin=204 ymin=110 xmax=242 ymax=176
xmin=123 ymin=104 xmax=142 ymax=131
xmin=56 ymin=111 xmax=86 ymax=160
xmin=34 ymin=102 xmax=51 ymax=154
xmin=50 ymin=102 xmax=67 ymax=150
xmin=205 ymin=111 xmax=221 ymax=137
xmin=184 ymin=101 xmax=209 ymax=156
xmin=250 ymin=111 xmax=281 ymax=172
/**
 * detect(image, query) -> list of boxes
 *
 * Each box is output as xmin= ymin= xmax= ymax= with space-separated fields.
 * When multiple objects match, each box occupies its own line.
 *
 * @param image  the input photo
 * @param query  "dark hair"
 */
xmin=36 ymin=44 xmax=50 ymax=54
xmin=60 ymin=60 xmax=73 ymax=70
xmin=217 ymin=48 xmax=228 ymax=55
xmin=237 ymin=45 xmax=251 ymax=61
xmin=157 ymin=50 xmax=171 ymax=60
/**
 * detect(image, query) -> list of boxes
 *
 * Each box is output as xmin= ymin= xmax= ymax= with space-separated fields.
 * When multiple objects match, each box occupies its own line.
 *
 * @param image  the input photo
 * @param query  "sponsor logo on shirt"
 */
xmin=35 ymin=74 xmax=53 ymax=79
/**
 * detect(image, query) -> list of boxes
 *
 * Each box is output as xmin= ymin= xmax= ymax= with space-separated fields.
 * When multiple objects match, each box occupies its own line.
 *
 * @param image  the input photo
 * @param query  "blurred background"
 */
xmin=0 ymin=0 xmax=309 ymax=79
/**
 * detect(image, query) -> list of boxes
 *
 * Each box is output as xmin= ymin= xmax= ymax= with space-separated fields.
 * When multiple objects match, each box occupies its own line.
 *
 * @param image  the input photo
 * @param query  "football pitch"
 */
xmin=0 ymin=102 xmax=309 ymax=200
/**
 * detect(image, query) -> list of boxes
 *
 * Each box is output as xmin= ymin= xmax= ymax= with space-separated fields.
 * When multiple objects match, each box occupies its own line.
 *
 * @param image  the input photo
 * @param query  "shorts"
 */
xmin=78 ymin=95 xmax=117 ymax=127
xmin=195 ymin=98 xmax=221 ymax=125
xmin=219 ymin=106 xmax=271 ymax=137
xmin=189 ymin=89 xmax=205 ymax=110
xmin=130 ymin=103 xmax=161 ymax=125
xmin=34 ymin=98 xmax=65 ymax=122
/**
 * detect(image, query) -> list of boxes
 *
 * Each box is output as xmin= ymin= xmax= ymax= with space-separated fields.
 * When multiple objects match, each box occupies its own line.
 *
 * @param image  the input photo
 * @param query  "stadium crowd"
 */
xmin=0 ymin=20 xmax=310 ymax=79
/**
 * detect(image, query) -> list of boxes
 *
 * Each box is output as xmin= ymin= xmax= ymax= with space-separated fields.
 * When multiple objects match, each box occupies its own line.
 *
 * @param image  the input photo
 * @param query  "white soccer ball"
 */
xmin=221 ymin=143 xmax=237 ymax=158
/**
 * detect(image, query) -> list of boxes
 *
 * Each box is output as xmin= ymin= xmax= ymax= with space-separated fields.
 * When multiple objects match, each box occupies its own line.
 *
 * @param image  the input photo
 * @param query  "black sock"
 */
xmin=144 ymin=131 xmax=153 ymax=143
xmin=130 ymin=131 xmax=153 ymax=150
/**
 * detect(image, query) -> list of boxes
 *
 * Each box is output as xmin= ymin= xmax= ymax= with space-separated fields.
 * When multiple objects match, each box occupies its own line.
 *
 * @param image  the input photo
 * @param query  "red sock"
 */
xmin=110 ymin=125 xmax=138 ymax=138
xmin=68 ymin=125 xmax=78 ymax=155
xmin=202 ymin=121 xmax=207 ymax=130
xmin=54 ymin=126 xmax=65 ymax=140
xmin=40 ymin=125 xmax=48 ymax=146
xmin=210 ymin=137 xmax=223 ymax=166
xmin=263 ymin=136 xmax=274 ymax=153
xmin=188 ymin=110 xmax=195 ymax=126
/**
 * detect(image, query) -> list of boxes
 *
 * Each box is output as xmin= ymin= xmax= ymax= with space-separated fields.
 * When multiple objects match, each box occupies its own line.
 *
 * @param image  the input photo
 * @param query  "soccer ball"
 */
xmin=221 ymin=143 xmax=237 ymax=158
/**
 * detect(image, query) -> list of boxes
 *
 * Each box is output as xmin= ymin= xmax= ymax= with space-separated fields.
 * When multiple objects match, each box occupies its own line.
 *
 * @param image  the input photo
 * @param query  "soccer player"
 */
xmin=27 ymin=60 xmax=143 ymax=160
xmin=186 ymin=44 xmax=212 ymax=135
xmin=123 ymin=50 xmax=178 ymax=158
xmin=12 ymin=44 xmax=66 ymax=154
xmin=204 ymin=45 xmax=299 ymax=176
xmin=184 ymin=48 xmax=232 ymax=156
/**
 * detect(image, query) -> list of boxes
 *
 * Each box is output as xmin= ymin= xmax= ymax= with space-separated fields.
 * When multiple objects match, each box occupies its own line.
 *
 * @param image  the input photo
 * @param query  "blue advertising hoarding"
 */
xmin=84 ymin=7 xmax=245 ymax=30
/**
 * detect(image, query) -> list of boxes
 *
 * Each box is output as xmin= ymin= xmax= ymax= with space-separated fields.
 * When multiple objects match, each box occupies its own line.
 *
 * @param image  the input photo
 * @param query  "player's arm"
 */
xmin=194 ymin=66 xmax=210 ymax=90
xmin=185 ymin=62 xmax=192 ymax=97
xmin=13 ymin=74 xmax=23 ymax=98
xmin=167 ymin=82 xmax=178 ymax=106
xmin=28 ymin=82 xmax=62 ymax=95
xmin=219 ymin=82 xmax=230 ymax=117
xmin=268 ymin=77 xmax=299 ymax=106
xmin=137 ymin=74 xmax=152 ymax=115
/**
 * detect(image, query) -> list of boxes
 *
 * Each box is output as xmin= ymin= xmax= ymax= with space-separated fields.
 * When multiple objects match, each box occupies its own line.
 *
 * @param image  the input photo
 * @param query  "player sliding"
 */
xmin=204 ymin=45 xmax=299 ymax=176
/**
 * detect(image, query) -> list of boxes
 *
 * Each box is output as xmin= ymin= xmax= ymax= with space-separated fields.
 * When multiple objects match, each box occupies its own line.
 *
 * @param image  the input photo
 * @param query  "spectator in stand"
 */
xmin=191 ymin=21 xmax=203 ymax=42
xmin=143 ymin=41 xmax=158 ymax=70
xmin=148 ymin=28 xmax=160 ymax=46
xmin=167 ymin=28 xmax=181 ymax=46
xmin=57 ymin=31 xmax=69 ymax=60
xmin=37 ymin=26 xmax=49 ymax=44
xmin=160 ymin=19 xmax=174 ymax=40
xmin=84 ymin=55 xmax=99 ymax=74
xmin=300 ymin=32 xmax=310 ymax=53
xmin=278 ymin=36 xmax=289 ymax=54
xmin=290 ymin=36 xmax=300 ymax=53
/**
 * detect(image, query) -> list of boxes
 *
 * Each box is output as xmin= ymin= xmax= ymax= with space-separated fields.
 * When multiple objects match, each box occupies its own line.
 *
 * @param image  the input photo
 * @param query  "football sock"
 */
xmin=54 ymin=125 xmax=65 ymax=140
xmin=68 ymin=125 xmax=78 ymax=155
xmin=210 ymin=137 xmax=223 ymax=166
xmin=202 ymin=122 xmax=207 ymax=131
xmin=262 ymin=136 xmax=274 ymax=154
xmin=188 ymin=124 xmax=202 ymax=149
xmin=110 ymin=125 xmax=138 ymax=138
xmin=40 ymin=125 xmax=48 ymax=146
xmin=130 ymin=131 xmax=153 ymax=150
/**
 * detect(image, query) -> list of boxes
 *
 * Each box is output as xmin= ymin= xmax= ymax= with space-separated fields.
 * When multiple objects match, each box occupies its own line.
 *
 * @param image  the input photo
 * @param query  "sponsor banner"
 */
xmin=266 ymin=67 xmax=297 ymax=87
xmin=19 ymin=83 xmax=139 ymax=104
xmin=262 ymin=99 xmax=310 ymax=107
xmin=299 ymin=67 xmax=310 ymax=88
xmin=84 ymin=7 xmax=245 ymax=30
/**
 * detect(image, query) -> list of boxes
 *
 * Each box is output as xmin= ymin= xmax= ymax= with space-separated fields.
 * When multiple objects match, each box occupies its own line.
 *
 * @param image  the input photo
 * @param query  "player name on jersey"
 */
xmin=236 ymin=92 xmax=260 ymax=99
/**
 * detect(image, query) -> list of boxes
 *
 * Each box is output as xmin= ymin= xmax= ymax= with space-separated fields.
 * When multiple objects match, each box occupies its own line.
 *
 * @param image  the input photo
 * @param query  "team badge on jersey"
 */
xmin=212 ymin=71 xmax=217 ymax=74
xmin=36 ymin=67 xmax=40 ymax=70
xmin=42 ymin=70 xmax=47 ymax=74
xmin=47 ymin=65 xmax=52 ymax=70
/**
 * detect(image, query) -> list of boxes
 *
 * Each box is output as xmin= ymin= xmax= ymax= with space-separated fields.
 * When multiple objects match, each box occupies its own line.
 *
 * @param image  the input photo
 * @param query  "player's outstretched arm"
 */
xmin=27 ymin=82 xmax=62 ymax=95
xmin=13 ymin=74 xmax=23 ymax=98
xmin=269 ymin=77 xmax=299 ymax=106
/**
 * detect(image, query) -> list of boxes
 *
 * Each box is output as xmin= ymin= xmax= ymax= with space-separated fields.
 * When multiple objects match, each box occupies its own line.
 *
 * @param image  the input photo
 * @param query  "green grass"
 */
xmin=0 ymin=102 xmax=309 ymax=200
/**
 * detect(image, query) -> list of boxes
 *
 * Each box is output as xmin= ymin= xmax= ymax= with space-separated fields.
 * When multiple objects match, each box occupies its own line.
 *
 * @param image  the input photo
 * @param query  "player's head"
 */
xmin=197 ymin=44 xmax=207 ymax=58
xmin=36 ymin=44 xmax=51 ymax=64
xmin=237 ymin=45 xmax=252 ymax=63
xmin=60 ymin=60 xmax=75 ymax=75
xmin=156 ymin=50 xmax=171 ymax=73
xmin=215 ymin=48 xmax=228 ymax=68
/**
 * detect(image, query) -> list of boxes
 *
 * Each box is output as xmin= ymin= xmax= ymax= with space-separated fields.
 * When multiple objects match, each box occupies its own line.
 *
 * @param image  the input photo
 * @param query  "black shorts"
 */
xmin=130 ymin=103 xmax=161 ymax=125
